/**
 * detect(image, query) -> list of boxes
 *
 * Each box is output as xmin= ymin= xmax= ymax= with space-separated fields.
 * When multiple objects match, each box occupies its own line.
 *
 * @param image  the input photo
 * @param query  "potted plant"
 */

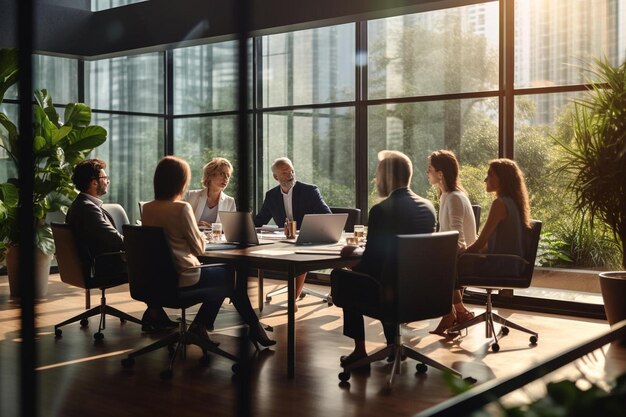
xmin=0 ymin=48 xmax=107 ymax=297
xmin=556 ymin=57 xmax=626 ymax=325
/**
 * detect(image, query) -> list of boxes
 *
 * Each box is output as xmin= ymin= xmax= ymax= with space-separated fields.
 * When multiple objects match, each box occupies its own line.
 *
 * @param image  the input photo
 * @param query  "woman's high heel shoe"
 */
xmin=248 ymin=322 xmax=277 ymax=350
xmin=456 ymin=309 xmax=475 ymax=325
xmin=429 ymin=310 xmax=457 ymax=336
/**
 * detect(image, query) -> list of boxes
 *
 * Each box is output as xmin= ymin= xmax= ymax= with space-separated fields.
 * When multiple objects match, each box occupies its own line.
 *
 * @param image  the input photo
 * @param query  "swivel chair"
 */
xmin=262 ymin=207 xmax=362 ymax=308
xmin=447 ymin=220 xmax=542 ymax=352
xmin=331 ymin=231 xmax=461 ymax=388
xmin=51 ymin=222 xmax=142 ymax=340
xmin=120 ymin=225 xmax=238 ymax=380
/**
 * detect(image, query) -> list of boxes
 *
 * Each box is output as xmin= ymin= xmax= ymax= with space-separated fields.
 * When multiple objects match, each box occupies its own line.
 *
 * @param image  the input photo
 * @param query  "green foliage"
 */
xmin=555 ymin=58 xmax=626 ymax=268
xmin=0 ymin=48 xmax=108 ymax=258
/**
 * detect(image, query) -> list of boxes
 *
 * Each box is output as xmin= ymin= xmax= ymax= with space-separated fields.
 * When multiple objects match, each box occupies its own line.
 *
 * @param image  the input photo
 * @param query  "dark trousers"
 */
xmin=343 ymin=309 xmax=397 ymax=345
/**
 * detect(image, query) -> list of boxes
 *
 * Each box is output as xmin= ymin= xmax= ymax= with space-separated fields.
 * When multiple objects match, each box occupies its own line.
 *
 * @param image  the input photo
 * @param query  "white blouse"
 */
xmin=439 ymin=191 xmax=477 ymax=252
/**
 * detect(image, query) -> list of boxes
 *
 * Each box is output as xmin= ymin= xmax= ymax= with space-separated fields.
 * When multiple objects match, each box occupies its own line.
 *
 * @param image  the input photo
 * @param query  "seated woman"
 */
xmin=435 ymin=158 xmax=531 ymax=335
xmin=426 ymin=150 xmax=477 ymax=335
xmin=184 ymin=157 xmax=236 ymax=227
xmin=142 ymin=156 xmax=275 ymax=348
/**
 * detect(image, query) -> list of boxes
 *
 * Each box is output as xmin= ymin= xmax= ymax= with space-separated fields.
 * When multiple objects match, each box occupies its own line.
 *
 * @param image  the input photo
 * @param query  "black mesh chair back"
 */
xmin=329 ymin=207 xmax=361 ymax=232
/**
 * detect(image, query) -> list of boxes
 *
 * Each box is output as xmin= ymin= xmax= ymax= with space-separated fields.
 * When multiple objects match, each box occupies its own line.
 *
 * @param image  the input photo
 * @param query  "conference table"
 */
xmin=199 ymin=241 xmax=361 ymax=378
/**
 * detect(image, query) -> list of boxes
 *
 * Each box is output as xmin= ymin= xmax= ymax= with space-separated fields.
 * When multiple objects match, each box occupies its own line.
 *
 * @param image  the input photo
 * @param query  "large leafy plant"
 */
xmin=0 ymin=48 xmax=107 ymax=260
xmin=556 ymin=58 xmax=626 ymax=269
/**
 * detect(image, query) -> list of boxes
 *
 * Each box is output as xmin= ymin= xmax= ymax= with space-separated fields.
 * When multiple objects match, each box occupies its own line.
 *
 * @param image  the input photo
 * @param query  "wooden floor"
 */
xmin=1 ymin=273 xmax=624 ymax=417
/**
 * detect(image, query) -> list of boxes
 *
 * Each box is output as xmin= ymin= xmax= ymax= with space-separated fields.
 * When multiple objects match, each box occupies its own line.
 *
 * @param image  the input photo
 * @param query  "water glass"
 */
xmin=212 ymin=222 xmax=222 ymax=242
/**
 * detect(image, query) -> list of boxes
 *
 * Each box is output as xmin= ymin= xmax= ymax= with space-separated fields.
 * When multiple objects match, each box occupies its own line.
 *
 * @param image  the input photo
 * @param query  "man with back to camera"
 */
xmin=331 ymin=150 xmax=437 ymax=367
xmin=255 ymin=157 xmax=332 ymax=305
xmin=66 ymin=158 xmax=175 ymax=332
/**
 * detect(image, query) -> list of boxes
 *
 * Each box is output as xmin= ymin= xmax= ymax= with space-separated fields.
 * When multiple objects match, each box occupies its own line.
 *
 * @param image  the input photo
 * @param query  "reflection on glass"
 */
xmin=262 ymin=107 xmax=355 ymax=207
xmin=90 ymin=114 xmax=164 ymax=223
xmin=368 ymin=2 xmax=499 ymax=99
xmin=91 ymin=0 xmax=147 ymax=11
xmin=515 ymin=0 xmax=625 ymax=88
xmin=368 ymin=98 xmax=498 ymax=210
xmin=173 ymin=116 xmax=238 ymax=196
xmin=86 ymin=53 xmax=164 ymax=113
xmin=261 ymin=24 xmax=355 ymax=107
xmin=0 ymin=103 xmax=18 ymax=181
xmin=174 ymin=42 xmax=238 ymax=114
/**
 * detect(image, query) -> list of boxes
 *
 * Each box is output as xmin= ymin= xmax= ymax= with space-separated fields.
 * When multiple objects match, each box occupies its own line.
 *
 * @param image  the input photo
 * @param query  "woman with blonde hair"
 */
xmin=426 ymin=150 xmax=477 ymax=335
xmin=185 ymin=157 xmax=236 ymax=227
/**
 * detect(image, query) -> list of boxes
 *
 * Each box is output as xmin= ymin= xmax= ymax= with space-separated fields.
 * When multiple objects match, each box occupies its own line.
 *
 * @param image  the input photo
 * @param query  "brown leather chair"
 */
xmin=51 ymin=222 xmax=141 ymax=340
xmin=331 ymin=231 xmax=461 ymax=388
xmin=447 ymin=220 xmax=542 ymax=352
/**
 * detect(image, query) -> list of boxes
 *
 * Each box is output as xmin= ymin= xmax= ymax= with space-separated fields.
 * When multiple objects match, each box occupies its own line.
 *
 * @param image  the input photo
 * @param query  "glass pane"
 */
xmin=33 ymin=55 xmax=78 ymax=105
xmin=368 ymin=98 xmax=498 ymax=211
xmin=0 ymin=103 xmax=18 ymax=181
xmin=514 ymin=92 xmax=622 ymax=269
xmin=368 ymin=2 xmax=499 ymax=99
xmin=91 ymin=0 xmax=147 ymax=11
xmin=85 ymin=53 xmax=164 ymax=114
xmin=89 ymin=114 xmax=164 ymax=223
xmin=262 ymin=24 xmax=355 ymax=107
xmin=174 ymin=41 xmax=238 ymax=114
xmin=262 ymin=107 xmax=355 ymax=208
xmin=173 ymin=116 xmax=238 ymax=197
xmin=515 ymin=0 xmax=626 ymax=88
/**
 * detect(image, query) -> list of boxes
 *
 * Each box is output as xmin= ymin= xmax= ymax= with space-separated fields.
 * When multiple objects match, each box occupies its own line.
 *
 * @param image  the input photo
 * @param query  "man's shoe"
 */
xmin=141 ymin=309 xmax=178 ymax=333
xmin=339 ymin=353 xmax=371 ymax=371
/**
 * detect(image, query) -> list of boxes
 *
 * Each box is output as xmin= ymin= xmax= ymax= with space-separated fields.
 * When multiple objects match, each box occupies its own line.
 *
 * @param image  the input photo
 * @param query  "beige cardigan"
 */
xmin=141 ymin=199 xmax=205 ymax=287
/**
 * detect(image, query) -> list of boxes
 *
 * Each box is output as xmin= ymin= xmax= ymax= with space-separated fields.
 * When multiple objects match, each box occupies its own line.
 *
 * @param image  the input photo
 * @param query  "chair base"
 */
xmin=121 ymin=311 xmax=238 ymax=379
xmin=339 ymin=334 xmax=461 ymax=387
xmin=447 ymin=290 xmax=539 ymax=352
xmin=265 ymin=285 xmax=333 ymax=306
xmin=54 ymin=288 xmax=141 ymax=339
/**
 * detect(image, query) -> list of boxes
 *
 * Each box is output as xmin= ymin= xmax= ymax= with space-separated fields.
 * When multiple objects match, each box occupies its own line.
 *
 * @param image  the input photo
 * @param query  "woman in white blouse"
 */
xmin=185 ymin=157 xmax=236 ymax=227
xmin=426 ymin=150 xmax=477 ymax=336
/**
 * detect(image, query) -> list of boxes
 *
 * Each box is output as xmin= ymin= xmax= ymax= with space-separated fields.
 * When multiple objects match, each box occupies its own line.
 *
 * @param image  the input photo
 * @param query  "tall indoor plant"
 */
xmin=556 ymin=57 xmax=626 ymax=325
xmin=0 ymin=48 xmax=108 ymax=297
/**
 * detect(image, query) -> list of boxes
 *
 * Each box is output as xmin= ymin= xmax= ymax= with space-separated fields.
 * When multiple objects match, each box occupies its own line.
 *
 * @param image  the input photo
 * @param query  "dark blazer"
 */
xmin=66 ymin=193 xmax=125 ymax=276
xmin=354 ymin=187 xmax=436 ymax=280
xmin=254 ymin=181 xmax=331 ymax=227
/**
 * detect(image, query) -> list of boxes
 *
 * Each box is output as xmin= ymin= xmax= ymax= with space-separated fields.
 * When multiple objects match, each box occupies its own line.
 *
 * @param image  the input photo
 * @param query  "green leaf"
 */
xmin=0 ymin=48 xmax=18 ymax=103
xmin=35 ymin=224 xmax=55 ymax=256
xmin=33 ymin=135 xmax=47 ymax=153
xmin=0 ymin=182 xmax=19 ymax=208
xmin=66 ymin=126 xmax=107 ymax=152
xmin=64 ymin=103 xmax=92 ymax=127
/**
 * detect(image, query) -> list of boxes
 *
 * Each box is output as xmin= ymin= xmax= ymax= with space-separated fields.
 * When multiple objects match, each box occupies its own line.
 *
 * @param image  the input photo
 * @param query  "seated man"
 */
xmin=255 ymin=157 xmax=331 ymax=301
xmin=333 ymin=150 xmax=436 ymax=366
xmin=66 ymin=158 xmax=174 ymax=332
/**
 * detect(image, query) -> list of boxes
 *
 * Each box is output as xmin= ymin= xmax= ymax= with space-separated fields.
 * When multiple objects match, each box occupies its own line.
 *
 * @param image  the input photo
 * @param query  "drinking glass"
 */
xmin=212 ymin=222 xmax=222 ymax=242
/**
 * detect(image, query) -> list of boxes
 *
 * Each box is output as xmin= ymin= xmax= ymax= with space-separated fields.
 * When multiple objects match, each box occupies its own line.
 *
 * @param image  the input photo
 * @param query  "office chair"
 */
xmin=471 ymin=204 xmax=481 ymax=233
xmin=262 ymin=207 xmax=362 ymax=308
xmin=447 ymin=220 xmax=542 ymax=352
xmin=120 ymin=225 xmax=238 ymax=380
xmin=331 ymin=231 xmax=461 ymax=387
xmin=102 ymin=203 xmax=130 ymax=233
xmin=51 ymin=222 xmax=142 ymax=340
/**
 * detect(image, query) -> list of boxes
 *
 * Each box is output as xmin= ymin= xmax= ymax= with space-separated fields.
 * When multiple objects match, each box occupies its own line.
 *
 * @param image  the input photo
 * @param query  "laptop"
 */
xmin=218 ymin=211 xmax=274 ymax=246
xmin=283 ymin=213 xmax=348 ymax=245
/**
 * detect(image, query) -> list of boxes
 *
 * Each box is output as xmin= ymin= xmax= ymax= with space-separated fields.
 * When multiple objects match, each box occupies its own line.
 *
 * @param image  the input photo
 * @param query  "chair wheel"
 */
xmin=93 ymin=332 xmax=104 ymax=341
xmin=491 ymin=343 xmax=500 ymax=352
xmin=199 ymin=355 xmax=211 ymax=366
xmin=530 ymin=335 xmax=538 ymax=344
xmin=501 ymin=326 xmax=510 ymax=335
xmin=265 ymin=297 xmax=272 ymax=303
xmin=80 ymin=319 xmax=89 ymax=327
xmin=338 ymin=371 xmax=351 ymax=382
xmin=160 ymin=369 xmax=173 ymax=380
xmin=327 ymin=300 xmax=333 ymax=307
xmin=121 ymin=358 xmax=134 ymax=368
xmin=120 ymin=318 xmax=126 ymax=324
xmin=416 ymin=363 xmax=428 ymax=373
xmin=54 ymin=328 xmax=62 ymax=338
xmin=299 ymin=293 xmax=306 ymax=300
xmin=232 ymin=363 xmax=240 ymax=373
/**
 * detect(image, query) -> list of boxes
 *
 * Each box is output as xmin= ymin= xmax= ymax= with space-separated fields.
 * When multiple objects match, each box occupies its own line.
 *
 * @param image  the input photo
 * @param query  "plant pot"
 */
xmin=6 ymin=245 xmax=52 ymax=298
xmin=599 ymin=271 xmax=626 ymax=326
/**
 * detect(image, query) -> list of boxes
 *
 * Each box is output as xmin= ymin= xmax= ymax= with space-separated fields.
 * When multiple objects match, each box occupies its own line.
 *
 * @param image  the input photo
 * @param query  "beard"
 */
xmin=280 ymin=178 xmax=296 ymax=190
xmin=96 ymin=182 xmax=108 ymax=197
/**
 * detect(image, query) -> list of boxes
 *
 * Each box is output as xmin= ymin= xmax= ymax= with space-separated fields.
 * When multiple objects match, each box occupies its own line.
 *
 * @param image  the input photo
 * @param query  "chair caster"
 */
xmin=299 ymin=293 xmax=306 ymax=300
xmin=93 ymin=332 xmax=104 ymax=341
xmin=416 ymin=363 xmax=428 ymax=373
xmin=232 ymin=363 xmax=240 ymax=374
xmin=80 ymin=319 xmax=89 ymax=327
xmin=265 ymin=296 xmax=272 ymax=303
xmin=327 ymin=300 xmax=334 ymax=307
xmin=121 ymin=357 xmax=135 ymax=368
xmin=160 ymin=369 xmax=173 ymax=380
xmin=501 ymin=326 xmax=510 ymax=335
xmin=529 ymin=335 xmax=538 ymax=344
xmin=120 ymin=318 xmax=126 ymax=324
xmin=491 ymin=343 xmax=500 ymax=352
xmin=199 ymin=355 xmax=211 ymax=367
xmin=338 ymin=371 xmax=351 ymax=382
xmin=167 ymin=343 xmax=176 ymax=357
xmin=54 ymin=328 xmax=62 ymax=338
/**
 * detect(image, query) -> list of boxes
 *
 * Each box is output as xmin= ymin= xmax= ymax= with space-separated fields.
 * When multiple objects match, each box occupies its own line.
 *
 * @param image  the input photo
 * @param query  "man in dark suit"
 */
xmin=66 ymin=158 xmax=173 ymax=331
xmin=332 ymin=150 xmax=436 ymax=367
xmin=255 ymin=157 xmax=331 ymax=302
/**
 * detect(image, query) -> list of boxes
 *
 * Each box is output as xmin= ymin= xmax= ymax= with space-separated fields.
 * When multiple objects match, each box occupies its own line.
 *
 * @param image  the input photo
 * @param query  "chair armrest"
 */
xmin=331 ymin=269 xmax=382 ymax=314
xmin=181 ymin=263 xmax=230 ymax=272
